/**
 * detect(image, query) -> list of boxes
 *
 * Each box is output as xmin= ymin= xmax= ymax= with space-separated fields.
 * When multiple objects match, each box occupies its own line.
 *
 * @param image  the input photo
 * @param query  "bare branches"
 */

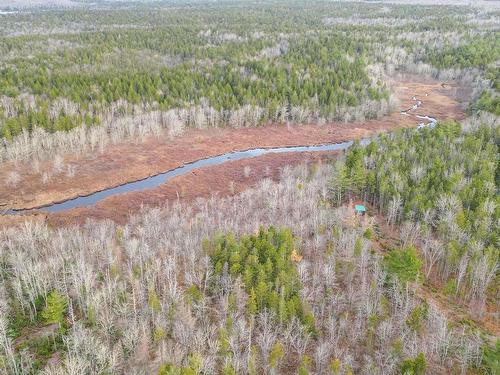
xmin=0 ymin=163 xmax=489 ymax=373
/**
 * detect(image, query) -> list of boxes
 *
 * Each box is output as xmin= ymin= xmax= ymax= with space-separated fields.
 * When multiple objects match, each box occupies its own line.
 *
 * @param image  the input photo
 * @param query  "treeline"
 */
xmin=423 ymin=34 xmax=500 ymax=70
xmin=0 ymin=30 xmax=387 ymax=140
xmin=472 ymin=68 xmax=500 ymax=115
xmin=3 ymin=0 xmax=489 ymax=142
xmin=422 ymin=33 xmax=500 ymax=116
xmin=1 ymin=0 xmax=413 ymax=141
xmin=474 ymin=90 xmax=500 ymax=116
xmin=0 ymin=108 xmax=97 ymax=139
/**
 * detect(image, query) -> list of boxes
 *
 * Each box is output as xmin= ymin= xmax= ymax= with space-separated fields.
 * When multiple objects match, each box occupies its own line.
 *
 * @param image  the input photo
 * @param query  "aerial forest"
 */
xmin=0 ymin=1 xmax=498 ymax=375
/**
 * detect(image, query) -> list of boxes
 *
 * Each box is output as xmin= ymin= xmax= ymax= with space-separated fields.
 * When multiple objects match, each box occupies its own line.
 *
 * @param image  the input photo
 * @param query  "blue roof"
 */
xmin=355 ymin=205 xmax=366 ymax=212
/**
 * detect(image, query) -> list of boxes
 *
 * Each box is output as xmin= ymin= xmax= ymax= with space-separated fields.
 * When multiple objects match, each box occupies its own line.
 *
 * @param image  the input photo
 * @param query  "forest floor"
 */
xmin=0 ymin=75 xmax=465 ymax=227
xmin=365 ymin=207 xmax=500 ymax=342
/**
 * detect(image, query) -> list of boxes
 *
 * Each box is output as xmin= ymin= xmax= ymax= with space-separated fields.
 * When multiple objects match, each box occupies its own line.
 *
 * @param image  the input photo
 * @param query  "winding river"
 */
xmin=5 ymin=95 xmax=435 ymax=215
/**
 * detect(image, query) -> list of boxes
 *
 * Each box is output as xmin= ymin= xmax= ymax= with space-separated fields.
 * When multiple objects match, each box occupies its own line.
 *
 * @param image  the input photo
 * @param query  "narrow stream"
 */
xmin=4 ymin=94 xmax=435 ymax=215
xmin=6 ymin=140 xmax=368 ymax=214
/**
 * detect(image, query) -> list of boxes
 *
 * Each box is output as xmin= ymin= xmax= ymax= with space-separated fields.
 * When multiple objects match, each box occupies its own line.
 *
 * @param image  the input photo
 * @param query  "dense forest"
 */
xmin=1 ymin=116 xmax=499 ymax=373
xmin=0 ymin=0 xmax=499 ymax=162
xmin=0 ymin=1 xmax=499 ymax=375
xmin=0 ymin=2 xmax=394 ymax=141
xmin=333 ymin=120 xmax=499 ymax=314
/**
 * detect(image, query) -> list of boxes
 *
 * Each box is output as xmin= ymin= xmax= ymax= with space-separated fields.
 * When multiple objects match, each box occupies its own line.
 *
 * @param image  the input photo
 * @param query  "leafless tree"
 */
xmin=387 ymin=196 xmax=402 ymax=225
xmin=0 ymin=163 xmax=487 ymax=374
xmin=421 ymin=236 xmax=444 ymax=278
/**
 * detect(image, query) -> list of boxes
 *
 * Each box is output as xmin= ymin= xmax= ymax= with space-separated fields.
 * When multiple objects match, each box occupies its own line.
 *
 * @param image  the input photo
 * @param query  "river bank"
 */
xmin=0 ymin=77 xmax=465 ymax=226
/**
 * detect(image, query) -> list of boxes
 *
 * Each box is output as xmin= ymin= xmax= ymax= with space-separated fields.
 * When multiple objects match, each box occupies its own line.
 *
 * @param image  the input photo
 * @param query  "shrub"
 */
xmin=406 ymin=303 xmax=429 ymax=332
xmin=40 ymin=290 xmax=68 ymax=327
xmin=384 ymin=246 xmax=423 ymax=284
xmin=363 ymin=227 xmax=374 ymax=240
xmin=401 ymin=353 xmax=427 ymax=375
xmin=481 ymin=340 xmax=500 ymax=375
xmin=269 ymin=341 xmax=285 ymax=370
xmin=158 ymin=354 xmax=202 ymax=375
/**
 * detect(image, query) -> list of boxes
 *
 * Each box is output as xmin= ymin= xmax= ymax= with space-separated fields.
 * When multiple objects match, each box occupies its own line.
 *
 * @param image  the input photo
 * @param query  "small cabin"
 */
xmin=355 ymin=204 xmax=367 ymax=216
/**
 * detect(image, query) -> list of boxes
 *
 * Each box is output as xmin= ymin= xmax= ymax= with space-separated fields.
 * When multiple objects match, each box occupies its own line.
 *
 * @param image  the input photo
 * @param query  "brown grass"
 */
xmin=0 ymin=76 xmax=466 ymax=227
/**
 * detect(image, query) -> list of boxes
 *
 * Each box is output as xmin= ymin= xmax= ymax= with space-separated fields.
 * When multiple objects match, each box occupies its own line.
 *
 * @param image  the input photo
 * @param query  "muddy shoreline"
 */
xmin=0 ymin=78 xmax=465 ymax=226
